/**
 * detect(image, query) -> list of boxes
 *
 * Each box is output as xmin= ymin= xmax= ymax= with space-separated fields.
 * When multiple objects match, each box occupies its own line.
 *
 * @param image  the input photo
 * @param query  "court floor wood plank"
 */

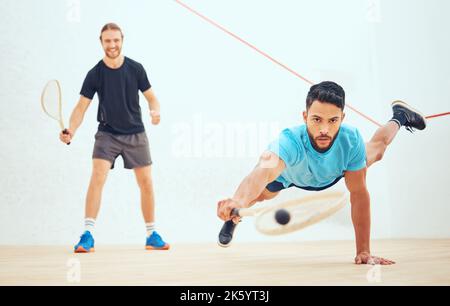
xmin=1 ymin=239 xmax=449 ymax=285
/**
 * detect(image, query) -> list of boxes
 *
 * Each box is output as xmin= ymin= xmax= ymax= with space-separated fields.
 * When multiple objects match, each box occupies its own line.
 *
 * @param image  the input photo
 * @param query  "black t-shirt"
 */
xmin=80 ymin=57 xmax=152 ymax=135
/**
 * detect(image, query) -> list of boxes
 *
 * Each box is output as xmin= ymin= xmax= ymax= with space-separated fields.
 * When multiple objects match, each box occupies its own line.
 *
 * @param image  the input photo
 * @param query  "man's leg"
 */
xmin=85 ymin=158 xmax=112 ymax=219
xmin=74 ymin=158 xmax=111 ymax=253
xmin=366 ymin=100 xmax=427 ymax=168
xmin=133 ymin=165 xmax=155 ymax=225
xmin=365 ymin=121 xmax=399 ymax=168
xmin=247 ymin=188 xmax=280 ymax=207
xmin=134 ymin=165 xmax=169 ymax=250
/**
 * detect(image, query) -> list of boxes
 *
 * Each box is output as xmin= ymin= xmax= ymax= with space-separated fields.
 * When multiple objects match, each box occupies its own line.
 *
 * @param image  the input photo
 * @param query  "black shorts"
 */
xmin=266 ymin=175 xmax=344 ymax=193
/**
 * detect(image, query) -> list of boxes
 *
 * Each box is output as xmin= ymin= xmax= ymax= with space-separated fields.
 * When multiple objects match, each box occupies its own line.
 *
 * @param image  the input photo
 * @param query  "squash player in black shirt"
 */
xmin=60 ymin=23 xmax=169 ymax=252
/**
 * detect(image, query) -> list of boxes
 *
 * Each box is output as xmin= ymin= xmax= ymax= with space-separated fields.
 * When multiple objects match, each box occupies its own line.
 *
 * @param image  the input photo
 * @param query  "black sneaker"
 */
xmin=392 ymin=100 xmax=427 ymax=132
xmin=218 ymin=220 xmax=238 ymax=248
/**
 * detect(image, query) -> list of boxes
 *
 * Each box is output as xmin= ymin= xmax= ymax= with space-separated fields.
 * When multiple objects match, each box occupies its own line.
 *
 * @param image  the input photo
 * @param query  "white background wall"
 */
xmin=0 ymin=0 xmax=449 ymax=245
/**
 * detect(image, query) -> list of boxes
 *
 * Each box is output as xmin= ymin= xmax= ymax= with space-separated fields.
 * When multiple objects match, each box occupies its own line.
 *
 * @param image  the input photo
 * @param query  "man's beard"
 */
xmin=306 ymin=127 xmax=340 ymax=153
xmin=105 ymin=48 xmax=121 ymax=59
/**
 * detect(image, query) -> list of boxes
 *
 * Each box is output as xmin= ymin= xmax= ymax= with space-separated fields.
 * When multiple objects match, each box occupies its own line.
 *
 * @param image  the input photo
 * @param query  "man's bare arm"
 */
xmin=60 ymin=95 xmax=91 ymax=143
xmin=142 ymin=88 xmax=160 ymax=125
xmin=217 ymin=152 xmax=286 ymax=221
xmin=345 ymin=167 xmax=395 ymax=265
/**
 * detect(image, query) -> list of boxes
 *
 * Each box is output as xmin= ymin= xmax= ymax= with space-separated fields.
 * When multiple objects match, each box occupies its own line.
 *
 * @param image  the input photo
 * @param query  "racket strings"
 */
xmin=41 ymin=81 xmax=62 ymax=122
xmin=255 ymin=192 xmax=349 ymax=235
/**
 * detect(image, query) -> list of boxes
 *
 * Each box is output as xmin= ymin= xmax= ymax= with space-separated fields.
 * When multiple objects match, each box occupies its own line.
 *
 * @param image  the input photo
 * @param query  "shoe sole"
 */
xmin=217 ymin=239 xmax=232 ymax=248
xmin=74 ymin=246 xmax=95 ymax=253
xmin=392 ymin=100 xmax=427 ymax=128
xmin=145 ymin=244 xmax=170 ymax=250
xmin=217 ymin=221 xmax=239 ymax=248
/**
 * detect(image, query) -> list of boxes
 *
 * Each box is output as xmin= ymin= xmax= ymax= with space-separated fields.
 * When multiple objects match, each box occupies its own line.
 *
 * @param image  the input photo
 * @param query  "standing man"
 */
xmin=61 ymin=23 xmax=169 ymax=252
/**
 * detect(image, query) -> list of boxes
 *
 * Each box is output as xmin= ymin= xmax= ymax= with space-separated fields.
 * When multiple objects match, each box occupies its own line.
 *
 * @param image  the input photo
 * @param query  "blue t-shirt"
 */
xmin=80 ymin=57 xmax=152 ymax=135
xmin=267 ymin=124 xmax=366 ymax=188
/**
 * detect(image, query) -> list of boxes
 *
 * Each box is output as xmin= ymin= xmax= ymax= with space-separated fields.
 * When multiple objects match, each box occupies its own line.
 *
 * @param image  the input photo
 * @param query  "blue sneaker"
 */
xmin=146 ymin=231 xmax=170 ymax=250
xmin=74 ymin=231 xmax=95 ymax=253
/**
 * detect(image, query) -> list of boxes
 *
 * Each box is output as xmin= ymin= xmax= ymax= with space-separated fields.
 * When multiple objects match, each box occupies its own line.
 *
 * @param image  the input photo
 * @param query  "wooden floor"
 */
xmin=1 ymin=240 xmax=449 ymax=285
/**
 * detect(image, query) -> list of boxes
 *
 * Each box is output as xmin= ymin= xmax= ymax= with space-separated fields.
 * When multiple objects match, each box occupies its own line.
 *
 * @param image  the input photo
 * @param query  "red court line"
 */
xmin=426 ymin=112 xmax=450 ymax=120
xmin=174 ymin=0 xmax=449 ymax=125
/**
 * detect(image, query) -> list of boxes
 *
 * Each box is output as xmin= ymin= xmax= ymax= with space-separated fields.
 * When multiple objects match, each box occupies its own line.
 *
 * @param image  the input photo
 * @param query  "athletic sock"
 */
xmin=146 ymin=222 xmax=155 ymax=237
xmin=389 ymin=111 xmax=408 ymax=128
xmin=84 ymin=218 xmax=96 ymax=233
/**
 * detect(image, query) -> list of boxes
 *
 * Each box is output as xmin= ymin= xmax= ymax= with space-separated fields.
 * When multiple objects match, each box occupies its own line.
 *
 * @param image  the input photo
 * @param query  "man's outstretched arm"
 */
xmin=345 ymin=167 xmax=395 ymax=265
xmin=217 ymin=152 xmax=286 ymax=222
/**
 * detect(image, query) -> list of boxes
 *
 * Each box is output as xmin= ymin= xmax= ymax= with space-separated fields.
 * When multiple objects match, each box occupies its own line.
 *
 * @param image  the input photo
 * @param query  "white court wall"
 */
xmin=0 ymin=0 xmax=449 ymax=244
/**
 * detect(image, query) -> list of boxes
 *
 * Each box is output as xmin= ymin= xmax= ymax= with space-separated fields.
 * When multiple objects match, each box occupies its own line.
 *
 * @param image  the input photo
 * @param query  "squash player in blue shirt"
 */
xmin=217 ymin=81 xmax=426 ymax=265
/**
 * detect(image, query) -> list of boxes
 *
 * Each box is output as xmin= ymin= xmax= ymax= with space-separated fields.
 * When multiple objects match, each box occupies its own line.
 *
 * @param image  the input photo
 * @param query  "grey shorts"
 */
xmin=92 ymin=131 xmax=152 ymax=169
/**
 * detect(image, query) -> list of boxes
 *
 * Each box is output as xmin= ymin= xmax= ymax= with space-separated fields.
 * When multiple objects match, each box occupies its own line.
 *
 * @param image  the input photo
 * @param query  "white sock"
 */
xmin=85 ymin=218 xmax=96 ymax=233
xmin=146 ymin=222 xmax=155 ymax=237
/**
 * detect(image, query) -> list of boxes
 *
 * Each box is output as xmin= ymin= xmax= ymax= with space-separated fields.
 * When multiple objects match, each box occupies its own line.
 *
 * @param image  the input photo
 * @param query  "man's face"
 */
xmin=303 ymin=101 xmax=344 ymax=152
xmin=100 ymin=30 xmax=123 ymax=59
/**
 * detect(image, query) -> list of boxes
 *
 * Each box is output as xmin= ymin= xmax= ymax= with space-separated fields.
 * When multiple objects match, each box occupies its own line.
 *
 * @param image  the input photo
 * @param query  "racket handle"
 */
xmin=63 ymin=129 xmax=71 ymax=145
xmin=231 ymin=208 xmax=241 ymax=217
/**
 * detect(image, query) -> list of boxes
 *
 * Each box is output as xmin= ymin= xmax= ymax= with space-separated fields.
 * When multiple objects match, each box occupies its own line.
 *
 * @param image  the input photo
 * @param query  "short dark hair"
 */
xmin=306 ymin=81 xmax=345 ymax=110
xmin=100 ymin=23 xmax=124 ymax=41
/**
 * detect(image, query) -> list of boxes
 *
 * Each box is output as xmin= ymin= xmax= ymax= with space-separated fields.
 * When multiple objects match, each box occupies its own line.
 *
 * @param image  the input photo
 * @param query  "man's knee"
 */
xmin=374 ymin=151 xmax=385 ymax=162
xmin=373 ymin=144 xmax=387 ymax=162
xmin=90 ymin=163 xmax=110 ymax=186
xmin=90 ymin=170 xmax=108 ymax=186
xmin=257 ymin=189 xmax=279 ymax=201
xmin=137 ymin=176 xmax=153 ymax=191
xmin=367 ymin=141 xmax=387 ymax=163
